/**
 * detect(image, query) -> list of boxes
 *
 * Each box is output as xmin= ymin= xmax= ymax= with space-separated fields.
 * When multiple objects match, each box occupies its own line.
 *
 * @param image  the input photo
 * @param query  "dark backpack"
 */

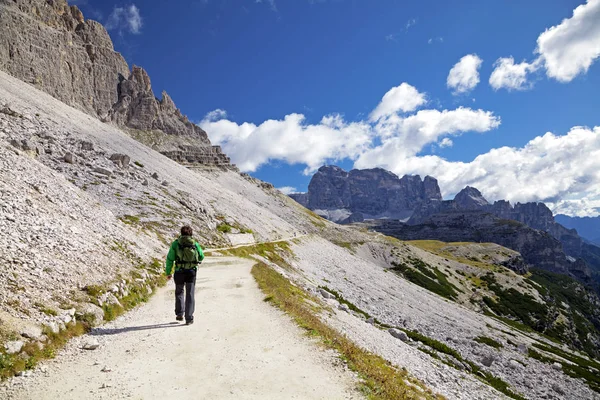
xmin=176 ymin=235 xmax=200 ymax=269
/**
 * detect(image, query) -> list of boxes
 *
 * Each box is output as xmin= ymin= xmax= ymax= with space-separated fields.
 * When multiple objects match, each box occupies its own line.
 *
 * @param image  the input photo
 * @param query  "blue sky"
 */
xmin=75 ymin=0 xmax=600 ymax=216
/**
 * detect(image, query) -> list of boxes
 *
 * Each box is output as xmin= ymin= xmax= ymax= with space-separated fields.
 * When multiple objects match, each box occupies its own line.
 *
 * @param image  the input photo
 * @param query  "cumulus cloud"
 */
xmin=551 ymin=195 xmax=600 ymax=218
xmin=200 ymin=82 xmax=500 ymax=177
xmin=277 ymin=186 xmax=298 ymax=195
xmin=371 ymin=107 xmax=500 ymax=153
xmin=489 ymin=57 xmax=541 ymax=91
xmin=200 ymin=113 xmax=373 ymax=174
xmin=202 ymin=110 xmax=500 ymax=191
xmin=356 ymin=125 xmax=600 ymax=217
xmin=491 ymin=0 xmax=600 ymax=90
xmin=447 ymin=54 xmax=483 ymax=95
xmin=105 ymin=4 xmax=142 ymax=34
xmin=199 ymin=77 xmax=600 ymax=216
xmin=536 ymin=0 xmax=600 ymax=82
xmin=355 ymin=108 xmax=500 ymax=171
xmin=369 ymin=83 xmax=426 ymax=121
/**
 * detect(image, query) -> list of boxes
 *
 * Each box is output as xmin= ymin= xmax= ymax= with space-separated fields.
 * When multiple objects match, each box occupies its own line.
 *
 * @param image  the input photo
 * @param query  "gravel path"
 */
xmin=4 ymin=256 xmax=360 ymax=400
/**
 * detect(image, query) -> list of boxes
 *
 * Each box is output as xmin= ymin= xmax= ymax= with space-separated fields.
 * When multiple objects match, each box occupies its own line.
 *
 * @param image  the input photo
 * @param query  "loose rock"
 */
xmin=319 ymin=288 xmax=335 ymax=299
xmin=64 ymin=152 xmax=75 ymax=164
xmin=5 ymin=340 xmax=24 ymax=355
xmin=20 ymin=325 xmax=43 ymax=341
xmin=388 ymin=328 xmax=409 ymax=342
xmin=480 ymin=354 xmax=496 ymax=367
xmin=82 ymin=338 xmax=100 ymax=350
xmin=93 ymin=167 xmax=112 ymax=177
xmin=552 ymin=362 xmax=562 ymax=371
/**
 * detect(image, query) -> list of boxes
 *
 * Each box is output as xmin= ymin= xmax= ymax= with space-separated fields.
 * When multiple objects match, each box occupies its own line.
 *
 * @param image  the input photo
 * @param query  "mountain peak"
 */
xmin=454 ymin=186 xmax=489 ymax=209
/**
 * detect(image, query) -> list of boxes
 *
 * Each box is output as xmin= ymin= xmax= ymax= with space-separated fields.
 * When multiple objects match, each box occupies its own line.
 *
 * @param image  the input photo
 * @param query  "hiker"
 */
xmin=165 ymin=225 xmax=205 ymax=325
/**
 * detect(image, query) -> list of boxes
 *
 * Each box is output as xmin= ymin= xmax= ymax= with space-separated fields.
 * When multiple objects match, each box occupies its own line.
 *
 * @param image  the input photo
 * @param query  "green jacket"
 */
xmin=165 ymin=237 xmax=205 ymax=275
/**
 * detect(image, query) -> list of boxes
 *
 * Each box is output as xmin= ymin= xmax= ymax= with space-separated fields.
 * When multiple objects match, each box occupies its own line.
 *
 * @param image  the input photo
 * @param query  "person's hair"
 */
xmin=181 ymin=225 xmax=193 ymax=237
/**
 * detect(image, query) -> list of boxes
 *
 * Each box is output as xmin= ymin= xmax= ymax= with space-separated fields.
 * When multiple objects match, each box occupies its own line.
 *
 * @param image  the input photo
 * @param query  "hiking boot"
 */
xmin=176 ymin=315 xmax=184 ymax=322
xmin=185 ymin=319 xmax=194 ymax=325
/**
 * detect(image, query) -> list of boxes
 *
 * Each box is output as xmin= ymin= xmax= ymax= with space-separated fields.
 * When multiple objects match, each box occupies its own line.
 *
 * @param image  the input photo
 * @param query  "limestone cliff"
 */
xmin=297 ymin=165 xmax=442 ymax=223
xmin=0 ymin=0 xmax=230 ymax=167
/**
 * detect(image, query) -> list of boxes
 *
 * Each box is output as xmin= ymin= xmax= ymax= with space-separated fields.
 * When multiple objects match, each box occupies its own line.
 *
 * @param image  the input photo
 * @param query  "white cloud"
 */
xmin=551 ymin=195 xmax=600 ymax=218
xmin=489 ymin=57 xmax=541 ymax=91
xmin=536 ymin=0 xmax=600 ymax=82
xmin=105 ymin=4 xmax=142 ymax=34
xmin=356 ymin=125 xmax=600 ymax=217
xmin=204 ymin=109 xmax=228 ymax=121
xmin=277 ymin=186 xmax=298 ymax=195
xmin=356 ymin=107 xmax=500 ymax=169
xmin=200 ymin=113 xmax=373 ymax=174
xmin=199 ymin=77 xmax=600 ymax=217
xmin=200 ymin=83 xmax=499 ymax=178
xmin=428 ymin=37 xmax=443 ymax=45
xmin=439 ymin=138 xmax=453 ymax=148
xmin=447 ymin=54 xmax=483 ymax=95
xmin=491 ymin=0 xmax=600 ymax=89
xmin=405 ymin=18 xmax=417 ymax=31
xmin=369 ymin=83 xmax=426 ymax=121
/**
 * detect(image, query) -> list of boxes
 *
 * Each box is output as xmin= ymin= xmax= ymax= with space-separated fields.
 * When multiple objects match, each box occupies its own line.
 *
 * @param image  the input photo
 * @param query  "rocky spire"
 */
xmin=0 ymin=0 xmax=232 ymax=167
xmin=454 ymin=186 xmax=489 ymax=210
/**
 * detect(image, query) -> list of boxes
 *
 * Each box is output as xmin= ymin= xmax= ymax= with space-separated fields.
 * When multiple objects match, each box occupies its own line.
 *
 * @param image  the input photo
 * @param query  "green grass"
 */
xmin=528 ymin=344 xmax=600 ymax=393
xmin=0 ymin=259 xmax=167 ymax=380
xmin=223 ymin=241 xmax=294 ymax=270
xmin=480 ymin=272 xmax=549 ymax=331
xmin=474 ymin=336 xmax=503 ymax=349
xmin=404 ymin=330 xmax=462 ymax=360
xmin=252 ymin=262 xmax=440 ymax=400
xmin=217 ymin=223 xmax=233 ymax=233
xmin=527 ymin=269 xmax=600 ymax=358
xmin=406 ymin=240 xmax=498 ymax=270
xmin=390 ymin=260 xmax=458 ymax=300
xmin=83 ymin=284 xmax=104 ymax=298
xmin=331 ymin=240 xmax=353 ymax=251
xmin=119 ymin=215 xmax=141 ymax=225
xmin=319 ymin=286 xmax=371 ymax=319
xmin=229 ymin=239 xmax=524 ymax=399
xmin=134 ymin=161 xmax=144 ymax=168
xmin=0 ymin=321 xmax=89 ymax=379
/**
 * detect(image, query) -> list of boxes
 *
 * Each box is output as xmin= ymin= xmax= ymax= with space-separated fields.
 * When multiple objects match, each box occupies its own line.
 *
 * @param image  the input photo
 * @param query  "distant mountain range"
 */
xmin=555 ymin=215 xmax=600 ymax=246
xmin=290 ymin=166 xmax=600 ymax=290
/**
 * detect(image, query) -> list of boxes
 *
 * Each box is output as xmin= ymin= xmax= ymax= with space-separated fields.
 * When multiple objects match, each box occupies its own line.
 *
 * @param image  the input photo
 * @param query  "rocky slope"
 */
xmin=0 ymin=67 xmax=313 ymax=348
xmin=413 ymin=188 xmax=600 ymax=288
xmin=1 ymin=68 xmax=600 ymax=399
xmin=0 ymin=0 xmax=230 ymax=167
xmin=368 ymin=213 xmax=591 ymax=282
xmin=296 ymin=166 xmax=600 ymax=290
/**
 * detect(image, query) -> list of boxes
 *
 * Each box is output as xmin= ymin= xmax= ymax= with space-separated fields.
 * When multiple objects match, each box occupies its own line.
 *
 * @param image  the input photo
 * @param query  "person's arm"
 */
xmin=165 ymin=240 xmax=178 ymax=276
xmin=195 ymin=242 xmax=205 ymax=262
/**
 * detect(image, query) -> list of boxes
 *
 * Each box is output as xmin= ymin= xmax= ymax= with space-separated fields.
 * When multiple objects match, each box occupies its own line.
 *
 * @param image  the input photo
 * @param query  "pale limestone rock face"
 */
xmin=0 ymin=0 xmax=231 ymax=167
xmin=299 ymin=165 xmax=442 ymax=223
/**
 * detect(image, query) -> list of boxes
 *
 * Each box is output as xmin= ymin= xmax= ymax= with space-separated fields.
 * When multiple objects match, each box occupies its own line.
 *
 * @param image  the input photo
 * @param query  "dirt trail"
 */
xmin=8 ymin=257 xmax=360 ymax=400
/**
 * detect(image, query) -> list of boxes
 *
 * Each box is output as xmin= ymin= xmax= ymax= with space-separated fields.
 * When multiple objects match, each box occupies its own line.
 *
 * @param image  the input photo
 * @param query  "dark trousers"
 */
xmin=174 ymin=269 xmax=196 ymax=322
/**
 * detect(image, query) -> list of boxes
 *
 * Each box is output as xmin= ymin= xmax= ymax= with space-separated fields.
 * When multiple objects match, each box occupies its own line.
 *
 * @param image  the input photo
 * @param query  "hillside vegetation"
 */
xmin=1 ymin=69 xmax=600 ymax=399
